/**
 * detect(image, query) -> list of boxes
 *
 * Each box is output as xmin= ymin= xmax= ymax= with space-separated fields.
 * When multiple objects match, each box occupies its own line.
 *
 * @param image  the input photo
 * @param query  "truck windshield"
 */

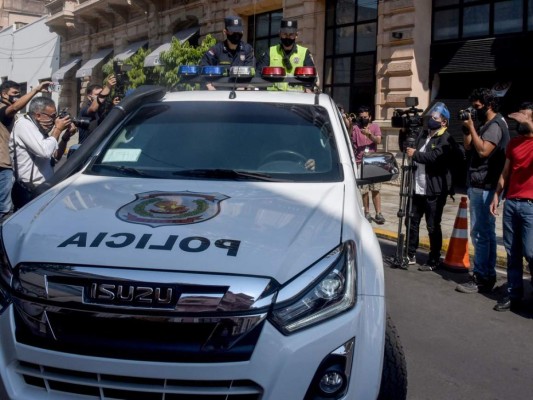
xmin=89 ymin=101 xmax=342 ymax=182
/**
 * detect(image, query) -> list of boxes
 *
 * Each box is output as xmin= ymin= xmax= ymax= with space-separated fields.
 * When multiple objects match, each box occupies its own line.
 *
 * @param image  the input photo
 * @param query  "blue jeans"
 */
xmin=0 ymin=168 xmax=13 ymax=217
xmin=468 ymin=187 xmax=497 ymax=279
xmin=503 ymin=198 xmax=533 ymax=299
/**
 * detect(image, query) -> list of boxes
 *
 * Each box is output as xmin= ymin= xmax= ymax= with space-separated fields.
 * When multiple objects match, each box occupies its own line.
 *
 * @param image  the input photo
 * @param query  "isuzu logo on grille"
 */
xmin=86 ymin=282 xmax=177 ymax=308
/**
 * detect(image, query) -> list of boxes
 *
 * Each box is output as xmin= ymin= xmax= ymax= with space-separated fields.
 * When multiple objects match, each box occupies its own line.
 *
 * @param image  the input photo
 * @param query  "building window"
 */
xmin=324 ymin=0 xmax=378 ymax=114
xmin=529 ymin=0 xmax=533 ymax=29
xmin=433 ymin=0 xmax=532 ymax=41
xmin=248 ymin=10 xmax=283 ymax=61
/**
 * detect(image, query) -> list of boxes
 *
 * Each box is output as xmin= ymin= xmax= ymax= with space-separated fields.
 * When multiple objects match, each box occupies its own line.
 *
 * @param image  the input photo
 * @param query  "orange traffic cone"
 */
xmin=443 ymin=196 xmax=470 ymax=272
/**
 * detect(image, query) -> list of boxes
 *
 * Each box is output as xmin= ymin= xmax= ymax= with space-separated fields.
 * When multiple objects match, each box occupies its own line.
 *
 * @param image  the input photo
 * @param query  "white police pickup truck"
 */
xmin=0 ymin=67 xmax=406 ymax=399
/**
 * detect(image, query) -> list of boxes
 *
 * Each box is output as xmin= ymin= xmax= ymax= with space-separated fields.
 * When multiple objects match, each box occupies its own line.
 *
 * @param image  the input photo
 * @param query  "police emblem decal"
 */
xmin=117 ymin=191 xmax=229 ymax=227
xmin=240 ymin=54 xmax=245 ymax=61
xmin=293 ymin=57 xmax=300 ymax=64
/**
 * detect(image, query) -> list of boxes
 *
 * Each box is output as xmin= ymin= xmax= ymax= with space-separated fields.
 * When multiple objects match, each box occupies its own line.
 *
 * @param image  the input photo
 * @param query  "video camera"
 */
xmin=391 ymin=97 xmax=423 ymax=152
xmin=113 ymin=60 xmax=131 ymax=99
xmin=58 ymin=108 xmax=91 ymax=130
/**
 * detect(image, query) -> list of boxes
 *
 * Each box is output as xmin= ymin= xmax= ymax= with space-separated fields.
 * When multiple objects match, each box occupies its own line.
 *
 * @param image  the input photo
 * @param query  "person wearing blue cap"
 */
xmin=199 ymin=15 xmax=255 ymax=77
xmin=404 ymin=102 xmax=456 ymax=271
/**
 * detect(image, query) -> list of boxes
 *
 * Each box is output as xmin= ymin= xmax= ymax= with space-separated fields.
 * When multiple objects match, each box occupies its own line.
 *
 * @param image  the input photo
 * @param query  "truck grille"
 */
xmin=11 ymin=264 xmax=276 ymax=363
xmin=17 ymin=361 xmax=263 ymax=399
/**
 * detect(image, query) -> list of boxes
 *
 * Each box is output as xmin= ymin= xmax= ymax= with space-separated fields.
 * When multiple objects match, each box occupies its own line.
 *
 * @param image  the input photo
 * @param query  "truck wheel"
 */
xmin=377 ymin=315 xmax=407 ymax=400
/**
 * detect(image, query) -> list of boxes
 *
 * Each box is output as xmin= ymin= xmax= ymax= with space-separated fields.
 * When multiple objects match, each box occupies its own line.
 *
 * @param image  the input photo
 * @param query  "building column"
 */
xmin=375 ymin=0 xmax=432 ymax=150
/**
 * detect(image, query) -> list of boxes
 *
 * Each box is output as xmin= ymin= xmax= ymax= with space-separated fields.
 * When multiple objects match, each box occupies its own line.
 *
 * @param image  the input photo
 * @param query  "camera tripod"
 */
xmin=387 ymin=141 xmax=416 ymax=269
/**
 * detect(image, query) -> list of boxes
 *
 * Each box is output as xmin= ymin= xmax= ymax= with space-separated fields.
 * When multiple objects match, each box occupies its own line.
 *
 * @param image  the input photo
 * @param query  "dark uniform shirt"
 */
xmin=199 ymin=40 xmax=255 ymax=69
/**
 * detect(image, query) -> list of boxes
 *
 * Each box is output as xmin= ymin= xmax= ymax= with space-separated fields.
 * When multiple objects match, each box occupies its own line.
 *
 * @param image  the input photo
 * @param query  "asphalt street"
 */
xmin=381 ymin=239 xmax=533 ymax=400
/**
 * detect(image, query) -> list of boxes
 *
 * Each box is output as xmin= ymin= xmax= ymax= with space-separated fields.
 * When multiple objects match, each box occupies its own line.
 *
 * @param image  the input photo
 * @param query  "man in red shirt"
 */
xmin=490 ymin=102 xmax=533 ymax=311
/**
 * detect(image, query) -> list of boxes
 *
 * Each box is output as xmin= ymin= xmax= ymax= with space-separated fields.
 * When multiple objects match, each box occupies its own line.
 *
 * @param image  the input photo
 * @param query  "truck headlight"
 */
xmin=269 ymin=241 xmax=356 ymax=334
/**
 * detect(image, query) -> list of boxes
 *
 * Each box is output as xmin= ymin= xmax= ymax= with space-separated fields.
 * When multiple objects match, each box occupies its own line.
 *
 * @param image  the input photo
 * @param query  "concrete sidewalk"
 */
xmin=369 ymin=182 xmax=507 ymax=268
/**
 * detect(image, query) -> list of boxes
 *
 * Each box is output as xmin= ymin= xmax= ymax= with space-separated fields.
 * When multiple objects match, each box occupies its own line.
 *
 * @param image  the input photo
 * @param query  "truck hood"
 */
xmin=3 ymin=175 xmax=345 ymax=284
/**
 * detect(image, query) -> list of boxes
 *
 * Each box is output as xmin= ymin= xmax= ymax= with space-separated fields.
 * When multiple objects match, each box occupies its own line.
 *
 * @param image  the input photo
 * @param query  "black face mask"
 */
xmin=227 ymin=33 xmax=242 ymax=45
xmin=8 ymin=95 xmax=20 ymax=104
xmin=427 ymin=118 xmax=442 ymax=131
xmin=476 ymin=106 xmax=488 ymax=122
xmin=358 ymin=117 xmax=370 ymax=127
xmin=281 ymin=37 xmax=295 ymax=47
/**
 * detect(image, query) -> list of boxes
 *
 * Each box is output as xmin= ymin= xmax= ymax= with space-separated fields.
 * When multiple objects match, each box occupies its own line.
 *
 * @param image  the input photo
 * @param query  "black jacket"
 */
xmin=411 ymin=128 xmax=454 ymax=196
xmin=199 ymin=41 xmax=255 ymax=68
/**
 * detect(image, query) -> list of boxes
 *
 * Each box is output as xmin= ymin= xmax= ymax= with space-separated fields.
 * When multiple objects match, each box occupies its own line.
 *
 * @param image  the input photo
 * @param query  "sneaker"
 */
xmin=456 ymin=274 xmax=482 ymax=293
xmin=407 ymin=255 xmax=416 ymax=265
xmin=374 ymin=213 xmax=386 ymax=225
xmin=365 ymin=212 xmax=373 ymax=223
xmin=493 ymin=296 xmax=522 ymax=312
xmin=418 ymin=260 xmax=439 ymax=272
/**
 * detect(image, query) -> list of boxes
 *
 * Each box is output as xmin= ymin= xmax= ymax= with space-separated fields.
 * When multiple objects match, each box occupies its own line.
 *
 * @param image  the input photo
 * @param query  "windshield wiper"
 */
xmin=91 ymin=164 xmax=159 ymax=178
xmin=172 ymin=169 xmax=281 ymax=181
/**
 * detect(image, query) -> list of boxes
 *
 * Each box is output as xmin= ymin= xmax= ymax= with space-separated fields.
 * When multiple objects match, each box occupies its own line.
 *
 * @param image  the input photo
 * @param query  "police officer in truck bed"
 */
xmin=256 ymin=19 xmax=317 ymax=91
xmin=200 ymin=16 xmax=255 ymax=70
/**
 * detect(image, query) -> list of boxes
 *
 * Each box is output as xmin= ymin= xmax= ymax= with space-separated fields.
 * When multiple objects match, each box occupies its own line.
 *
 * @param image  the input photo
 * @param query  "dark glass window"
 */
xmin=463 ymin=4 xmax=490 ymax=37
xmin=527 ymin=0 xmax=533 ymax=31
xmin=494 ymin=0 xmax=523 ymax=34
xmin=358 ymin=0 xmax=378 ymax=21
xmin=352 ymin=54 xmax=374 ymax=84
xmin=433 ymin=0 xmax=533 ymax=40
xmin=248 ymin=10 xmax=283 ymax=59
xmin=334 ymin=57 xmax=352 ymax=84
xmin=434 ymin=9 xmax=460 ymax=40
xmin=336 ymin=26 xmax=354 ymax=54
xmin=356 ymin=22 xmax=377 ymax=52
xmin=323 ymin=0 xmax=378 ymax=114
xmin=336 ymin=0 xmax=356 ymax=25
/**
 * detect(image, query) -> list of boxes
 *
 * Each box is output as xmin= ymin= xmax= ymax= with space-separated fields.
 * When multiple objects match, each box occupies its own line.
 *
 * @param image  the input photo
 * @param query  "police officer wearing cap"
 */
xmin=404 ymin=102 xmax=456 ymax=271
xmin=200 ymin=16 xmax=255 ymax=70
xmin=257 ymin=19 xmax=317 ymax=91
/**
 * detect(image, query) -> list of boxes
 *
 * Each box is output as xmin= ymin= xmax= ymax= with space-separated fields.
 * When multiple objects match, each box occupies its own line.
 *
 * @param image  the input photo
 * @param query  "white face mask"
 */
xmin=40 ymin=120 xmax=55 ymax=133
xmin=34 ymin=111 xmax=56 ymax=133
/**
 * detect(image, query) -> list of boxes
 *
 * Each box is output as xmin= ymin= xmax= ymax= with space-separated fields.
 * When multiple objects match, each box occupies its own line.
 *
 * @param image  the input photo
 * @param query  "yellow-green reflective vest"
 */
xmin=268 ymin=44 xmax=308 ymax=91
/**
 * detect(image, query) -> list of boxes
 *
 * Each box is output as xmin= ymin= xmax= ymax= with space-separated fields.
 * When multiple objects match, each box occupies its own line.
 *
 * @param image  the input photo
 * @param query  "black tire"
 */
xmin=377 ymin=315 xmax=408 ymax=400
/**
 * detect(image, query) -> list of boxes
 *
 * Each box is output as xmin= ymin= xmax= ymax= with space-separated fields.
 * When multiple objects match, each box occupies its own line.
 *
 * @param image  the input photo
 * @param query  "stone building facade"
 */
xmin=0 ymin=0 xmax=46 ymax=30
xmin=45 ymin=0 xmax=533 ymax=145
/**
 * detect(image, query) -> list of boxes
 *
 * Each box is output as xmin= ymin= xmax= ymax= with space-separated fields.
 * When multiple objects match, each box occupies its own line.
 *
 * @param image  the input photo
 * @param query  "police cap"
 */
xmin=225 ymin=16 xmax=243 ymax=33
xmin=280 ymin=20 xmax=298 ymax=34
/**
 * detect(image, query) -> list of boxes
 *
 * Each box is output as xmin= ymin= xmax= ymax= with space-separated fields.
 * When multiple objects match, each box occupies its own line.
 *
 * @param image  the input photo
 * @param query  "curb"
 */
xmin=373 ymin=228 xmax=507 ymax=269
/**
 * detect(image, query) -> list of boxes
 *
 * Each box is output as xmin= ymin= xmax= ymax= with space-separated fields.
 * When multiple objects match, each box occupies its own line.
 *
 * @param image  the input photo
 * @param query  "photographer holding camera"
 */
xmin=455 ymin=88 xmax=510 ymax=294
xmin=352 ymin=106 xmax=385 ymax=224
xmin=0 ymin=80 xmax=53 ymax=219
xmin=9 ymin=97 xmax=76 ymax=209
xmin=404 ymin=102 xmax=454 ymax=270
xmin=77 ymin=74 xmax=117 ymax=144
